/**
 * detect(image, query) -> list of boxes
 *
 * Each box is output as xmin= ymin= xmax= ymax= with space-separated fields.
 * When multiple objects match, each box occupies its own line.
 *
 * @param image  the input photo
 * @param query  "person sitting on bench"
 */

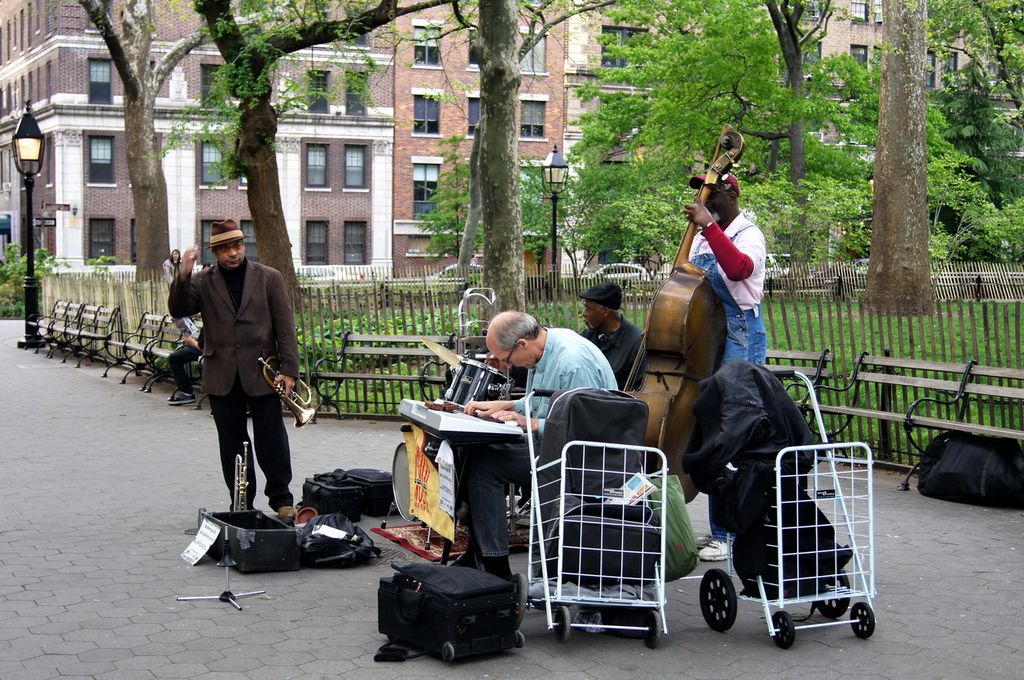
xmin=168 ymin=320 xmax=203 ymax=406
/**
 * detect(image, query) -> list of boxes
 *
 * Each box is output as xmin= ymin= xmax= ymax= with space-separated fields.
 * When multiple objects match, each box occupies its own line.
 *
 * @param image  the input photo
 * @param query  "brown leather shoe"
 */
xmin=276 ymin=505 xmax=296 ymax=520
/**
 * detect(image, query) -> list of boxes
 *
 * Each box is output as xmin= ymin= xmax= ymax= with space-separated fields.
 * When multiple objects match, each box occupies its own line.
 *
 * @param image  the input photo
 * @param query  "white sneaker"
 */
xmin=698 ymin=539 xmax=728 ymax=562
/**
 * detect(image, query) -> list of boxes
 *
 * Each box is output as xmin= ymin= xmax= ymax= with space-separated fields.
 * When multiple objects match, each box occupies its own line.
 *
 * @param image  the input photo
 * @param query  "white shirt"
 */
xmin=688 ymin=213 xmax=767 ymax=310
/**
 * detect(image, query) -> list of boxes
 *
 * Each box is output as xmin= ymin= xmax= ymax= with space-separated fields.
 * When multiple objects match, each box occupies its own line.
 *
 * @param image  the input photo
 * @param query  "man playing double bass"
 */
xmin=683 ymin=172 xmax=768 ymax=561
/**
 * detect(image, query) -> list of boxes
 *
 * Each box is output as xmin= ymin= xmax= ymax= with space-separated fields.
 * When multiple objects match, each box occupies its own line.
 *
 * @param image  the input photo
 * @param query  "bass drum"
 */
xmin=445 ymin=358 xmax=510 ymax=405
xmin=391 ymin=441 xmax=413 ymax=521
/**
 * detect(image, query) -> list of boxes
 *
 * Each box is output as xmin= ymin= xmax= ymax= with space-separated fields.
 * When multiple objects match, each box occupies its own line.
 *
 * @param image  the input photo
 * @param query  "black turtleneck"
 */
xmin=219 ymin=258 xmax=247 ymax=310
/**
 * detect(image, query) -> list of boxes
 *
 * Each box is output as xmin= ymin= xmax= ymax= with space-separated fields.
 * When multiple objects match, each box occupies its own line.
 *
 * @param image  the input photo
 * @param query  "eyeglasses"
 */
xmin=504 ymin=342 xmax=518 ymax=365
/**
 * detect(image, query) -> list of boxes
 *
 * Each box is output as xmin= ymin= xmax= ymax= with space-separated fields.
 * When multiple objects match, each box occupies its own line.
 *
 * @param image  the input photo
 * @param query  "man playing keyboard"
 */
xmin=460 ymin=311 xmax=617 ymax=578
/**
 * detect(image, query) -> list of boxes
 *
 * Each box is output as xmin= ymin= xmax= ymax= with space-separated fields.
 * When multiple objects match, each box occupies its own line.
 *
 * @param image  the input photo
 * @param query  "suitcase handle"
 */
xmin=394 ymin=585 xmax=426 ymax=625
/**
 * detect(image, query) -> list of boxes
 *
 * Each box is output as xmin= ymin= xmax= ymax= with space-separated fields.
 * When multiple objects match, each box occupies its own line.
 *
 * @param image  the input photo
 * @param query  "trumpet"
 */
xmin=233 ymin=442 xmax=250 ymax=512
xmin=258 ymin=356 xmax=316 ymax=427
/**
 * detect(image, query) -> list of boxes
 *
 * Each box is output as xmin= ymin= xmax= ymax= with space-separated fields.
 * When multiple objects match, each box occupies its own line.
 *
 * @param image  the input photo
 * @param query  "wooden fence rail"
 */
xmin=42 ymin=269 xmax=1024 ymax=465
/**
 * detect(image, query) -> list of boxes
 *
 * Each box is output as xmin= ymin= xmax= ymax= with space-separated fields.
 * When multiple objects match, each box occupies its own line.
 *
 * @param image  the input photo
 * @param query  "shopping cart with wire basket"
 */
xmin=692 ymin=366 xmax=877 ymax=648
xmin=524 ymin=388 xmax=668 ymax=648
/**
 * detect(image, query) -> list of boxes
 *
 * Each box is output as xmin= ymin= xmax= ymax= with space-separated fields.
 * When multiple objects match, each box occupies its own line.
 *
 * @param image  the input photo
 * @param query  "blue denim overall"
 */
xmin=691 ymin=229 xmax=767 ymax=541
xmin=690 ymin=228 xmax=767 ymax=365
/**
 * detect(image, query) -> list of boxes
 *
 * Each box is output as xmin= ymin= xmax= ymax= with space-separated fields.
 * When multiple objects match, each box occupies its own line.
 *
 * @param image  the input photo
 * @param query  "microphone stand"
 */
xmin=177 ymin=522 xmax=266 ymax=610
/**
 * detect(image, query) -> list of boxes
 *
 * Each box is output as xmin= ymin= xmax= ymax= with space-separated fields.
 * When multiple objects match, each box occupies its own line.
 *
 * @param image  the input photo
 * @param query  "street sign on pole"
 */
xmin=33 ymin=217 xmax=57 ymax=228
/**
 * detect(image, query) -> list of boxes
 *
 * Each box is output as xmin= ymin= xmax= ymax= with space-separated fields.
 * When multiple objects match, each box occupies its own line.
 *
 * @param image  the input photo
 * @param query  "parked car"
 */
xmin=585 ymin=262 xmax=652 ymax=283
xmin=427 ymin=263 xmax=484 ymax=280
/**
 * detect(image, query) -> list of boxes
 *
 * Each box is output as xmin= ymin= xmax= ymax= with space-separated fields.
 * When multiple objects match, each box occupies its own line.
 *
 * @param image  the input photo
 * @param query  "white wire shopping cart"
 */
xmin=523 ymin=389 xmax=669 ymax=648
xmin=697 ymin=370 xmax=877 ymax=648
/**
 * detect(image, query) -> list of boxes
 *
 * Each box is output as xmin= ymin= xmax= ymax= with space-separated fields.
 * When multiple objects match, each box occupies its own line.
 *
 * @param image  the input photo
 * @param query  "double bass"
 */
xmin=629 ymin=126 xmax=745 ymax=501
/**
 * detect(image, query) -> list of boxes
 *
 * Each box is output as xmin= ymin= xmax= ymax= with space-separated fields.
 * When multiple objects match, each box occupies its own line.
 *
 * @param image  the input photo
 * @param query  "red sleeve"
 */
xmin=701 ymin=223 xmax=754 ymax=280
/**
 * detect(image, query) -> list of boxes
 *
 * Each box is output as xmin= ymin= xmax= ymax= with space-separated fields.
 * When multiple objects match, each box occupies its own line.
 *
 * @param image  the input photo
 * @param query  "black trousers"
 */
xmin=168 ymin=345 xmax=201 ymax=394
xmin=208 ymin=375 xmax=294 ymax=510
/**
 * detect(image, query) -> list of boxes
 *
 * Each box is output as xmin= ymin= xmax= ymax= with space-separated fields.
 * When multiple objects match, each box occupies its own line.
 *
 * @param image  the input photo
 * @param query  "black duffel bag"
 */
xmin=297 ymin=513 xmax=380 ymax=567
xmin=917 ymin=432 xmax=1024 ymax=507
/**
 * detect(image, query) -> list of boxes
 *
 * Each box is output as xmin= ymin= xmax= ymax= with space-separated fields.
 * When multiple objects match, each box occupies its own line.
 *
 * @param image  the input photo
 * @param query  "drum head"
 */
xmin=391 ymin=441 xmax=413 ymax=521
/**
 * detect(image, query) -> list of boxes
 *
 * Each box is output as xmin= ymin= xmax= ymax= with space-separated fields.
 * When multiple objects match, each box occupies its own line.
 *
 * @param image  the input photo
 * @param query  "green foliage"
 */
xmin=417 ymin=136 xmax=472 ymax=257
xmin=0 ymin=244 xmax=64 ymax=317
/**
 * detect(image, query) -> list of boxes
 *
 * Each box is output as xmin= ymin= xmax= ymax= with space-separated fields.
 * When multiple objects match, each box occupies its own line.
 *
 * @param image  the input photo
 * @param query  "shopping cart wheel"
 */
xmin=512 ymin=573 xmax=528 ymax=629
xmin=850 ymin=602 xmax=876 ymax=639
xmin=513 ymin=630 xmax=526 ymax=648
xmin=814 ymin=572 xmax=851 ymax=619
xmin=441 ymin=641 xmax=456 ymax=662
xmin=699 ymin=568 xmax=737 ymax=632
xmin=771 ymin=610 xmax=796 ymax=649
xmin=643 ymin=610 xmax=661 ymax=649
xmin=554 ymin=606 xmax=572 ymax=643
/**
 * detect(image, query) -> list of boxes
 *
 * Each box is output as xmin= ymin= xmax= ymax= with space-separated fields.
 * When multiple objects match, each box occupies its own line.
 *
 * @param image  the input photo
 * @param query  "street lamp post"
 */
xmin=542 ymin=145 xmax=567 ymax=273
xmin=13 ymin=102 xmax=47 ymax=350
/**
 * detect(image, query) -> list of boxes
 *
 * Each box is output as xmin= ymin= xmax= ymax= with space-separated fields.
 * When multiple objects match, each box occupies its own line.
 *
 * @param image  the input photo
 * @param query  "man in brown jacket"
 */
xmin=169 ymin=219 xmax=299 ymax=519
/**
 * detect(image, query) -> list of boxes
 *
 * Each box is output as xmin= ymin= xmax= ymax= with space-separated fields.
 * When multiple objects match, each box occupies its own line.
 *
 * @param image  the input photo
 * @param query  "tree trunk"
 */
xmin=458 ymin=124 xmax=484 ymax=270
xmin=236 ymin=98 xmax=298 ymax=293
xmin=124 ymin=96 xmax=169 ymax=281
xmin=864 ymin=0 xmax=933 ymax=315
xmin=478 ymin=0 xmax=524 ymax=311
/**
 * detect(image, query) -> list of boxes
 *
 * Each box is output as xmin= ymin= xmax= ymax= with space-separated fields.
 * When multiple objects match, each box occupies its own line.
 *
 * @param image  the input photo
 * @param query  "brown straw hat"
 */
xmin=207 ymin=219 xmax=245 ymax=249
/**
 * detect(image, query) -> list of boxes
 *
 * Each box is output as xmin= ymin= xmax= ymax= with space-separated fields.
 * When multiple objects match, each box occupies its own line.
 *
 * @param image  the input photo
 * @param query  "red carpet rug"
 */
xmin=372 ymin=523 xmax=529 ymax=562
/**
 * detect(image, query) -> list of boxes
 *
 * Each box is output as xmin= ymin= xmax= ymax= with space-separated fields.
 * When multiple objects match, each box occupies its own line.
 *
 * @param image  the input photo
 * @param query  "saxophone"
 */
xmin=233 ymin=442 xmax=250 ymax=512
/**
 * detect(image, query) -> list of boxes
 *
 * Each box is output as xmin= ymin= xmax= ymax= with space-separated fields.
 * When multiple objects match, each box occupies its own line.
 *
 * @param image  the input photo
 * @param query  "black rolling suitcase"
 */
xmin=377 ymin=561 xmax=524 ymax=662
xmin=346 ymin=468 xmax=394 ymax=516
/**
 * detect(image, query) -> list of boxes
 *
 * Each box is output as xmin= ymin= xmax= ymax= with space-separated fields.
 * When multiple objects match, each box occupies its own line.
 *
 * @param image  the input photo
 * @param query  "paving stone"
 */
xmin=3 ymin=320 xmax=1024 ymax=680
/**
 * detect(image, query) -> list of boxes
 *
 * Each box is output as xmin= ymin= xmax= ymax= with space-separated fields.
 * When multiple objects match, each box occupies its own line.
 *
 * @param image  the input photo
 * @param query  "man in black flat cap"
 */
xmin=578 ymin=281 xmax=645 ymax=391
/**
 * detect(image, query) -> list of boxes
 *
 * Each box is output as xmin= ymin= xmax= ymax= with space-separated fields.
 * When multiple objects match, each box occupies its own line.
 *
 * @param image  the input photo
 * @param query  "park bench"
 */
xmin=42 ymin=301 xmax=85 ymax=360
xmin=311 ymin=331 xmax=457 ymax=416
xmin=138 ymin=315 xmax=195 ymax=393
xmin=103 ymin=312 xmax=173 ymax=385
xmin=814 ymin=351 xmax=1024 ymax=462
xmin=65 ymin=304 xmax=122 ymax=368
xmin=30 ymin=299 xmax=71 ymax=347
xmin=765 ymin=347 xmax=832 ymax=386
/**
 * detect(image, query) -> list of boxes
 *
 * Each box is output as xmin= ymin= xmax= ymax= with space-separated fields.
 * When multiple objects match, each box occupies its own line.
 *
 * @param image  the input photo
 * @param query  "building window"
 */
xmin=850 ymin=44 xmax=868 ymax=66
xmin=414 ymin=95 xmax=440 ymax=134
xmin=88 ymin=58 xmax=112 ymax=104
xmin=345 ymin=72 xmax=367 ymax=115
xmin=520 ymin=100 xmax=545 ymax=138
xmin=200 ymin=64 xmax=219 ymax=103
xmin=46 ymin=61 xmax=51 ymax=99
xmin=344 ymin=145 xmax=366 ymax=188
xmin=942 ymin=52 xmax=958 ymax=81
xmin=520 ymin=35 xmax=545 ymax=74
xmin=344 ymin=221 xmax=366 ymax=264
xmin=200 ymin=142 xmax=222 ymax=185
xmin=601 ymin=27 xmax=644 ymax=68
xmin=851 ymin=0 xmax=869 ymax=22
xmin=414 ymin=26 xmax=440 ymax=66
xmin=240 ymin=220 xmax=259 ymax=261
xmin=130 ymin=219 xmax=136 ymax=263
xmin=306 ymin=221 xmax=328 ymax=264
xmin=308 ymin=70 xmax=328 ymax=113
xmin=88 ymin=219 xmax=115 ymax=259
xmin=873 ymin=0 xmax=882 ymax=22
xmin=467 ymin=97 xmax=480 ymax=136
xmin=88 ymin=136 xmax=114 ymax=183
xmin=804 ymin=42 xmax=822 ymax=66
xmin=926 ymin=51 xmax=936 ymax=89
xmin=306 ymin=144 xmax=328 ymax=187
xmin=413 ymin=163 xmax=439 ymax=216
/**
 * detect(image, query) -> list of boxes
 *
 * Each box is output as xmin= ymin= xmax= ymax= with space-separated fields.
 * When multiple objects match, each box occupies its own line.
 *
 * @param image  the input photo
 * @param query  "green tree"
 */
xmin=419 ymin=136 xmax=473 ymax=258
xmin=79 ymin=0 xmax=208 ymax=281
xmin=194 ymin=0 xmax=452 ymax=292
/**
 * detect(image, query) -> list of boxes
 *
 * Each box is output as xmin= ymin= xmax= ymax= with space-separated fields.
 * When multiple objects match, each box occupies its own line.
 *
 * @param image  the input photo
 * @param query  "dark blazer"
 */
xmin=168 ymin=260 xmax=299 ymax=397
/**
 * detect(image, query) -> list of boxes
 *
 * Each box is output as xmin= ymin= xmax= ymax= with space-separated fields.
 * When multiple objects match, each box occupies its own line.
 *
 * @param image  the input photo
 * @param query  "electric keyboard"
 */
xmin=399 ymin=399 xmax=525 ymax=444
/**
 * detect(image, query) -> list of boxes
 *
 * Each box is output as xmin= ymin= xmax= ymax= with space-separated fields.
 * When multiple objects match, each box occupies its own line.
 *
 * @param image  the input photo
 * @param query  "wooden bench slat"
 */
xmin=861 ymin=356 xmax=973 ymax=373
xmin=908 ymin=415 xmax=1024 ymax=440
